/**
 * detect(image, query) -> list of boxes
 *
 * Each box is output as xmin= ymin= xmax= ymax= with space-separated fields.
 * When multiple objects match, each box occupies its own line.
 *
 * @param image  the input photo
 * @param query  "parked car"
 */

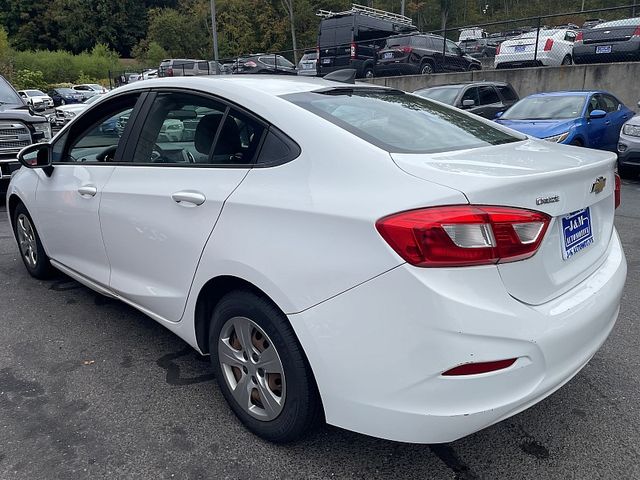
xmin=317 ymin=4 xmax=417 ymax=78
xmin=53 ymin=95 xmax=102 ymax=127
xmin=72 ymin=84 xmax=107 ymax=100
xmin=495 ymin=29 xmax=578 ymax=68
xmin=297 ymin=50 xmax=318 ymax=76
xmin=231 ymin=54 xmax=297 ymax=75
xmin=457 ymin=27 xmax=487 ymax=43
xmin=7 ymin=76 xmax=626 ymax=445
xmin=573 ymin=17 xmax=640 ymax=65
xmin=48 ymin=87 xmax=84 ymax=106
xmin=459 ymin=38 xmax=499 ymax=58
xmin=414 ymin=81 xmax=519 ymax=119
xmin=142 ymin=69 xmax=158 ymax=80
xmin=375 ymin=33 xmax=482 ymax=76
xmin=495 ymin=91 xmax=634 ymax=151
xmin=617 ymin=114 xmax=640 ymax=177
xmin=159 ymin=59 xmax=221 ymax=77
xmin=17 ymin=90 xmax=53 ymax=110
xmin=0 ymin=75 xmax=51 ymax=193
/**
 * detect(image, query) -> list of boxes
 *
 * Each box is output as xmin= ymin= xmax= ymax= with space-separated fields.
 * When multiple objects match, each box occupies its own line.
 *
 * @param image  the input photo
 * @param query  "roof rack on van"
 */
xmin=317 ymin=3 xmax=413 ymax=26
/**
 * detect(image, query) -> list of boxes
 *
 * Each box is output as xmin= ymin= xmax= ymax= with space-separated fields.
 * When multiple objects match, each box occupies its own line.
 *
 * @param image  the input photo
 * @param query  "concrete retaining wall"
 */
xmin=366 ymin=62 xmax=640 ymax=110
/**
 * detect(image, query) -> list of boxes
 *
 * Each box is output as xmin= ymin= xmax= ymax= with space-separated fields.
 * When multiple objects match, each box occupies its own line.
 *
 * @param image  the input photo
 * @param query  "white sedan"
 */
xmin=17 ymin=89 xmax=54 ymax=110
xmin=7 ymin=76 xmax=626 ymax=444
xmin=495 ymin=29 xmax=578 ymax=68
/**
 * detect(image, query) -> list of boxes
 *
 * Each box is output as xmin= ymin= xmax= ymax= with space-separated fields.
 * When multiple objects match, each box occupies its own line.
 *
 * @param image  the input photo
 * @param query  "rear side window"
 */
xmin=256 ymin=129 xmax=301 ymax=166
xmin=284 ymin=90 xmax=522 ymax=154
xmin=197 ymin=61 xmax=209 ymax=69
xmin=496 ymin=85 xmax=518 ymax=102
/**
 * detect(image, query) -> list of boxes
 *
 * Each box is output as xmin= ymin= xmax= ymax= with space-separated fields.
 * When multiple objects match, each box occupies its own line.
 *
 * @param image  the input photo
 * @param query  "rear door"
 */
xmin=99 ymin=90 xmax=266 ymax=322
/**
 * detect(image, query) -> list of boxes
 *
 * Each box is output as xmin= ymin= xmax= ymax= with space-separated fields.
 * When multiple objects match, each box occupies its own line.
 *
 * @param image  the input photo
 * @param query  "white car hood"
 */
xmin=56 ymin=104 xmax=87 ymax=114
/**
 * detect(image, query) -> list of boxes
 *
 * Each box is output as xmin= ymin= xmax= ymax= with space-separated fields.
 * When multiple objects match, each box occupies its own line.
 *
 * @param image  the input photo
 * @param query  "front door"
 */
xmin=99 ymin=91 xmax=266 ymax=322
xmin=34 ymin=93 xmax=142 ymax=286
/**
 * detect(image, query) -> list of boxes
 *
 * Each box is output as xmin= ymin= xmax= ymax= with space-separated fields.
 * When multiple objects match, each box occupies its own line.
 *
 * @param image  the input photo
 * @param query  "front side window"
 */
xmin=131 ymin=92 xmax=265 ymax=165
xmin=496 ymin=85 xmax=518 ymax=102
xmin=445 ymin=40 xmax=459 ymax=54
xmin=415 ymin=86 xmax=462 ymax=105
xmin=285 ymin=89 xmax=522 ymax=154
xmin=478 ymin=86 xmax=500 ymax=105
xmin=599 ymin=94 xmax=620 ymax=113
xmin=60 ymin=94 xmax=140 ymax=163
xmin=461 ymin=87 xmax=480 ymax=106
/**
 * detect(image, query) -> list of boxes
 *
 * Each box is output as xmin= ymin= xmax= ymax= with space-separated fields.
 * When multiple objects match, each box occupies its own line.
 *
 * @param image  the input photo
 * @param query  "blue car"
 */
xmin=48 ymin=88 xmax=84 ymax=107
xmin=495 ymin=91 xmax=634 ymax=151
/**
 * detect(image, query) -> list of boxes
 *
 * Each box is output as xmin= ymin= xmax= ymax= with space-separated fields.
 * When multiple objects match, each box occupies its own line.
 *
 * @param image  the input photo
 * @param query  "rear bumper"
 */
xmin=374 ymin=62 xmax=420 ymax=76
xmin=289 ymin=229 xmax=626 ymax=443
xmin=574 ymin=41 xmax=640 ymax=63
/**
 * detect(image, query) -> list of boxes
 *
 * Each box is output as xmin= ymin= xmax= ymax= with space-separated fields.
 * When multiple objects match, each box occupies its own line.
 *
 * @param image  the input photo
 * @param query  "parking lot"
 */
xmin=0 ymin=178 xmax=637 ymax=480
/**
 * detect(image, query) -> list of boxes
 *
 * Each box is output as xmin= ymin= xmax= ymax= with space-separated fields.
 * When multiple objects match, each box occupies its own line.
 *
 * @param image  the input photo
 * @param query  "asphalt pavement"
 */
xmin=0 ymin=179 xmax=639 ymax=479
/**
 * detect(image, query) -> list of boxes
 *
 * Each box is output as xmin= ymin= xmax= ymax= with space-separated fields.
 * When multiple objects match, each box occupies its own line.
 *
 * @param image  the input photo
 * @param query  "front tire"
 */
xmin=209 ymin=290 xmax=322 ymax=443
xmin=13 ymin=203 xmax=54 ymax=279
xmin=420 ymin=61 xmax=434 ymax=75
xmin=561 ymin=55 xmax=573 ymax=65
xmin=363 ymin=67 xmax=374 ymax=79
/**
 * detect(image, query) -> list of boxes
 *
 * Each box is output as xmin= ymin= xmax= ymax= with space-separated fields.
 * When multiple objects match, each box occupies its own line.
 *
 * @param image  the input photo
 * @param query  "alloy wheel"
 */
xmin=218 ymin=316 xmax=286 ymax=421
xmin=421 ymin=64 xmax=433 ymax=75
xmin=16 ymin=214 xmax=37 ymax=268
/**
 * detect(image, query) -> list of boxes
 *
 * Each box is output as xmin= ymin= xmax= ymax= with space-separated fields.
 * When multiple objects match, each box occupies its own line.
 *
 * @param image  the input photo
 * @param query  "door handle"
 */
xmin=605 ymin=121 xmax=611 ymax=125
xmin=77 ymin=185 xmax=97 ymax=197
xmin=171 ymin=190 xmax=206 ymax=206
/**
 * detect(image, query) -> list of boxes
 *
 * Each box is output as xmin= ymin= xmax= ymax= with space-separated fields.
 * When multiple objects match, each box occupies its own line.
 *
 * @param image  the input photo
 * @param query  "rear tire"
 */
xmin=209 ymin=290 xmax=322 ymax=443
xmin=363 ymin=67 xmax=374 ymax=79
xmin=12 ymin=203 xmax=54 ymax=279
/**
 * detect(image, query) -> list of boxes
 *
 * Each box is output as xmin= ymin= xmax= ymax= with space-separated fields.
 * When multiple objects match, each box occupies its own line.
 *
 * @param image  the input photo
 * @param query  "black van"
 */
xmin=317 ymin=5 xmax=417 ymax=79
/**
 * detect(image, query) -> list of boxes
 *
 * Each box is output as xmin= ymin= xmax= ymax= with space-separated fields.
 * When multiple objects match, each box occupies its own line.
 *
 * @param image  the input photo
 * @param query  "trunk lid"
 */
xmin=391 ymin=139 xmax=617 ymax=305
xmin=583 ymin=25 xmax=638 ymax=44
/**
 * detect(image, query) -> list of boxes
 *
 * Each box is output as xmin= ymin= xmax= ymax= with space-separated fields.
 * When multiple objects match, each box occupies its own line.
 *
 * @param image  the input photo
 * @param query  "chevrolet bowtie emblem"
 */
xmin=591 ymin=176 xmax=606 ymax=194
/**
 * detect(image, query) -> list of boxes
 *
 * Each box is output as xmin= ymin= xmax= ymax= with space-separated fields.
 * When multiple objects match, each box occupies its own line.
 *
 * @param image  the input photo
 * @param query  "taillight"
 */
xmin=575 ymin=31 xmax=584 ymax=43
xmin=401 ymin=46 xmax=413 ymax=54
xmin=633 ymin=26 xmax=640 ymax=38
xmin=615 ymin=173 xmax=621 ymax=209
xmin=244 ymin=61 xmax=258 ymax=68
xmin=350 ymin=42 xmax=356 ymax=59
xmin=166 ymin=67 xmax=173 ymax=77
xmin=544 ymin=38 xmax=554 ymax=51
xmin=442 ymin=359 xmax=517 ymax=376
xmin=496 ymin=43 xmax=501 ymax=55
xmin=376 ymin=205 xmax=551 ymax=267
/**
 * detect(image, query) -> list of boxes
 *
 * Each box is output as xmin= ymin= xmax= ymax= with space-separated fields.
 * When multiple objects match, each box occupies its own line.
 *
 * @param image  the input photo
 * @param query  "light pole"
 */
xmin=210 ymin=0 xmax=220 ymax=74
xmin=401 ymin=0 xmax=405 ymax=17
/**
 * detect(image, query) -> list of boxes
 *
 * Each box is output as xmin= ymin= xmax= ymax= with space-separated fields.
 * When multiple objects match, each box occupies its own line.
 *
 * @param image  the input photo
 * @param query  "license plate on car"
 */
xmin=322 ymin=58 xmax=331 ymax=64
xmin=383 ymin=52 xmax=394 ymax=59
xmin=561 ymin=208 xmax=594 ymax=260
xmin=514 ymin=45 xmax=526 ymax=52
xmin=596 ymin=45 xmax=612 ymax=54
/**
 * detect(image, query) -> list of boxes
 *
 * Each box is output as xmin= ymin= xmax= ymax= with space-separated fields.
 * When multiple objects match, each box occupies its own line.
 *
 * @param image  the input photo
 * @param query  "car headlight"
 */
xmin=33 ymin=122 xmax=52 ymax=141
xmin=64 ymin=111 xmax=75 ymax=118
xmin=543 ymin=131 xmax=570 ymax=143
xmin=623 ymin=124 xmax=640 ymax=137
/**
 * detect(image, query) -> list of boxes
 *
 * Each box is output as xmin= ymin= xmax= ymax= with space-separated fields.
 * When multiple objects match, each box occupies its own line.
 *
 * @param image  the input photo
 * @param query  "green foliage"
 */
xmin=13 ymin=69 xmax=48 ymax=91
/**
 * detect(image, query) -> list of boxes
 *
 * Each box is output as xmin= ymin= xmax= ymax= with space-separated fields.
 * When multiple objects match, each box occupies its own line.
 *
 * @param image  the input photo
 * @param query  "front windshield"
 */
xmin=26 ymin=90 xmax=45 ymax=96
xmin=414 ymin=87 xmax=462 ymax=105
xmin=57 ymin=88 xmax=75 ymax=94
xmin=502 ymin=95 xmax=586 ymax=120
xmin=285 ymin=89 xmax=523 ymax=154
xmin=0 ymin=76 xmax=24 ymax=104
xmin=84 ymin=95 xmax=100 ymax=104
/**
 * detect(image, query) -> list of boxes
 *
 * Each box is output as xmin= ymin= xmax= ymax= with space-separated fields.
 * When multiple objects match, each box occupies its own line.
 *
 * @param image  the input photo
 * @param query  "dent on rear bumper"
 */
xmin=289 ymin=230 xmax=626 ymax=443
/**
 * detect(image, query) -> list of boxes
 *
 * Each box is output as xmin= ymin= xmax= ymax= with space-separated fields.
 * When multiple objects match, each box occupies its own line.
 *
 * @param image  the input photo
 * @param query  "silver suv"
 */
xmin=159 ymin=59 xmax=222 ymax=77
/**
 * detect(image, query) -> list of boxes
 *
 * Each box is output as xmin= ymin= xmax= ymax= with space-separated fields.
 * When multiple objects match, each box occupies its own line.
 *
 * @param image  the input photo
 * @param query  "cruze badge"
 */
xmin=591 ymin=176 xmax=606 ymax=194
xmin=536 ymin=195 xmax=560 ymax=205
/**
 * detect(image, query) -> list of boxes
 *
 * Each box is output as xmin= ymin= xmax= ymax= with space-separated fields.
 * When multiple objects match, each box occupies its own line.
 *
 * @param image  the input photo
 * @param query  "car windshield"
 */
xmin=26 ymin=90 xmax=45 ymax=96
xmin=84 ymin=95 xmax=100 ymax=104
xmin=413 ymin=87 xmax=462 ymax=105
xmin=57 ymin=88 xmax=75 ymax=94
xmin=501 ymin=95 xmax=586 ymax=120
xmin=0 ymin=76 xmax=23 ymax=104
xmin=88 ymin=84 xmax=103 ymax=90
xmin=595 ymin=17 xmax=640 ymax=28
xmin=284 ymin=89 xmax=523 ymax=154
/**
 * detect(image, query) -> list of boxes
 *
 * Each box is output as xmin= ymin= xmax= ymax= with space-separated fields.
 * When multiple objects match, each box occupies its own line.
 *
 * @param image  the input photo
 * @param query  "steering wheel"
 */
xmin=96 ymin=145 xmax=118 ymax=162
xmin=183 ymin=150 xmax=196 ymax=163
xmin=150 ymin=143 xmax=166 ymax=163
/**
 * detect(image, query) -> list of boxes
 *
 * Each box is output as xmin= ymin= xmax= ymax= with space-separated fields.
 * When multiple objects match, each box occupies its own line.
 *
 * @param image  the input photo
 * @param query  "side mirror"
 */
xmin=589 ymin=109 xmax=607 ymax=119
xmin=494 ymin=111 xmax=504 ymax=119
xmin=18 ymin=143 xmax=53 ymax=176
xmin=462 ymin=99 xmax=476 ymax=108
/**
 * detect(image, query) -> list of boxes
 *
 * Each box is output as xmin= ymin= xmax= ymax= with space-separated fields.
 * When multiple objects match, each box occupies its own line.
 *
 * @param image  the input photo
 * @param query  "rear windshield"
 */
xmin=502 ymin=95 xmax=586 ymax=120
xmin=386 ymin=36 xmax=414 ymax=47
xmin=284 ymin=89 xmax=522 ymax=154
xmin=26 ymin=90 xmax=45 ymax=96
xmin=413 ymin=87 xmax=462 ymax=105
xmin=595 ymin=18 xmax=640 ymax=28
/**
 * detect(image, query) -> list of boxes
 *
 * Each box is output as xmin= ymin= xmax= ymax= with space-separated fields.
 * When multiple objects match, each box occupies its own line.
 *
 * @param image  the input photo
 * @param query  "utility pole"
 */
xmin=401 ymin=0 xmax=405 ymax=17
xmin=210 ymin=0 xmax=220 ymax=74
xmin=581 ymin=0 xmax=585 ymax=12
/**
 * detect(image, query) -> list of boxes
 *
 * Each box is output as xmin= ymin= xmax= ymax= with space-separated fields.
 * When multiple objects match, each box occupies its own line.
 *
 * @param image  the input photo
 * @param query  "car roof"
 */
xmin=417 ymin=81 xmax=510 ymax=89
xmin=112 ymin=75 xmax=395 ymax=97
xmin=525 ymin=91 xmax=606 ymax=97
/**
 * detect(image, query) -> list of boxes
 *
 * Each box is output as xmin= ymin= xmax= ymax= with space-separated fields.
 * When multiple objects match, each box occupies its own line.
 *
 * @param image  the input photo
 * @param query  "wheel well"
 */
xmin=194 ymin=275 xmax=276 ymax=354
xmin=7 ymin=194 xmax=22 ymax=231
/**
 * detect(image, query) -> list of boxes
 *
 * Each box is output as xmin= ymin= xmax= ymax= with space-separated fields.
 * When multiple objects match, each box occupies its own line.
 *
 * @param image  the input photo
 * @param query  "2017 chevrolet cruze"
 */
xmin=7 ymin=76 xmax=627 ymax=444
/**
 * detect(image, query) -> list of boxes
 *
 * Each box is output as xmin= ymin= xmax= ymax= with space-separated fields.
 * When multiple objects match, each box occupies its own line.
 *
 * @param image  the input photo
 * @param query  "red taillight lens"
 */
xmin=350 ymin=42 xmax=356 ymax=59
xmin=244 ymin=61 xmax=258 ymax=68
xmin=442 ymin=359 xmax=517 ymax=376
xmin=575 ymin=31 xmax=584 ymax=43
xmin=401 ymin=46 xmax=413 ymax=54
xmin=544 ymin=38 xmax=554 ymax=51
xmin=376 ymin=205 xmax=551 ymax=267
xmin=633 ymin=26 xmax=640 ymax=38
xmin=615 ymin=173 xmax=621 ymax=209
